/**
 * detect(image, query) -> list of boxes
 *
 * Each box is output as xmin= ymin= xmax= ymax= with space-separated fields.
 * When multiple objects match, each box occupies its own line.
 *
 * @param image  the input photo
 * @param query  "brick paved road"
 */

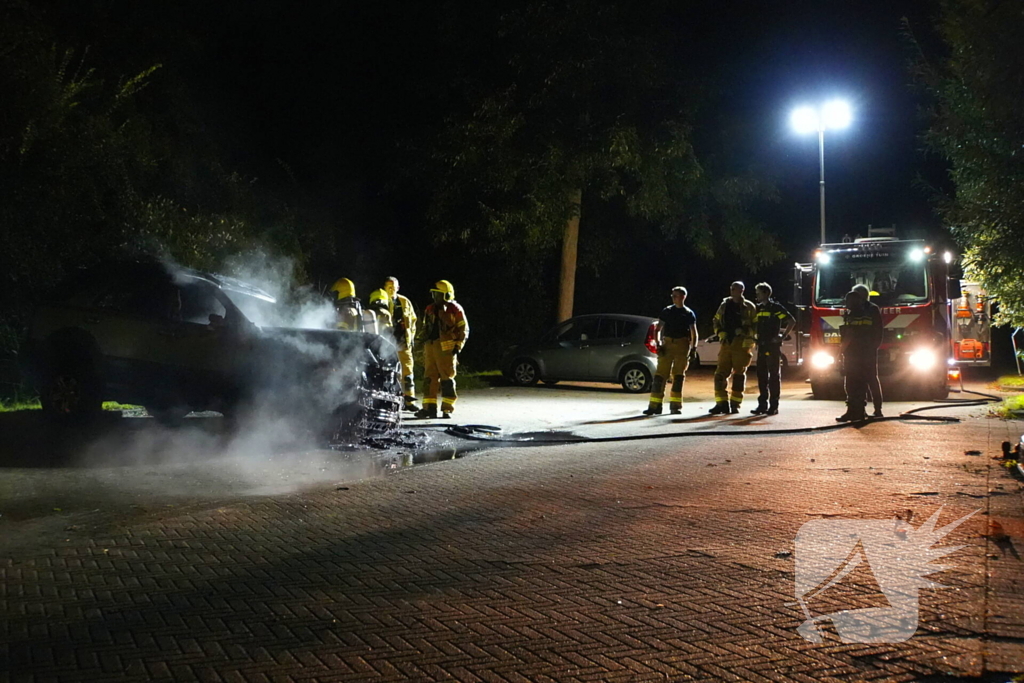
xmin=2 ymin=380 xmax=1023 ymax=682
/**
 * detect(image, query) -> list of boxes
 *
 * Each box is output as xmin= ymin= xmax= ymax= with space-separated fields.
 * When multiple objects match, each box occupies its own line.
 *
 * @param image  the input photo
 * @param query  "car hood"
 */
xmin=258 ymin=326 xmax=398 ymax=364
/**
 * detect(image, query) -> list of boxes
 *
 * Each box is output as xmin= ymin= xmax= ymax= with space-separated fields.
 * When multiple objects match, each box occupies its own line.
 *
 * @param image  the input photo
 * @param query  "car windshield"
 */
xmin=815 ymin=257 xmax=928 ymax=307
xmin=221 ymin=289 xmax=279 ymax=326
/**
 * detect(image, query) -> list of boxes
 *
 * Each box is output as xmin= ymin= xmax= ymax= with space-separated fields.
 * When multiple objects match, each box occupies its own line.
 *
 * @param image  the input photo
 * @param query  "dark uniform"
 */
xmin=646 ymin=305 xmax=697 ymax=414
xmin=840 ymin=300 xmax=883 ymax=419
xmin=754 ymin=299 xmax=794 ymax=413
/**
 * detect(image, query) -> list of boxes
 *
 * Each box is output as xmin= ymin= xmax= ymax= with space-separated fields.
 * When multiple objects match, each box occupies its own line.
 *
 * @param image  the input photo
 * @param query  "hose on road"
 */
xmin=421 ymin=389 xmax=1002 ymax=445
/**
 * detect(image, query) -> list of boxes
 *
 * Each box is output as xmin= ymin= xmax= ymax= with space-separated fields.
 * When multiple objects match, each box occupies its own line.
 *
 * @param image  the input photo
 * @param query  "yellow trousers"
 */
xmin=648 ymin=337 xmax=691 ymax=408
xmin=398 ymin=345 xmax=415 ymax=399
xmin=714 ymin=338 xmax=753 ymax=403
xmin=422 ymin=340 xmax=458 ymax=413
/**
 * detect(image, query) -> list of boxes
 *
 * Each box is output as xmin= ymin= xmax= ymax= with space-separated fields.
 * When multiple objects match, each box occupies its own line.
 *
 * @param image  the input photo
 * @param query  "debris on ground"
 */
xmin=774 ymin=550 xmax=792 ymax=559
xmin=965 ymin=449 xmax=982 ymax=456
xmin=984 ymin=521 xmax=1009 ymax=542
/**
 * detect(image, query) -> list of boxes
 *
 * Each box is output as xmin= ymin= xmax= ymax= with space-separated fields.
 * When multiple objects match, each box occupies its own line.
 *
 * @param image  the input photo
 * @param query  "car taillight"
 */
xmin=645 ymin=323 xmax=658 ymax=354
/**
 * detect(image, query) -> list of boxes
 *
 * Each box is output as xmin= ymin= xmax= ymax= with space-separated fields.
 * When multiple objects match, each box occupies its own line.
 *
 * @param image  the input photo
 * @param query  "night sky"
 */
xmin=33 ymin=0 xmax=959 ymax=351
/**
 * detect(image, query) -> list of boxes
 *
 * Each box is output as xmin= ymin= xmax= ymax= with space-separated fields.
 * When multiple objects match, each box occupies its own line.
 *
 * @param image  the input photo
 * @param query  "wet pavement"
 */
xmin=1 ymin=367 xmax=1023 ymax=681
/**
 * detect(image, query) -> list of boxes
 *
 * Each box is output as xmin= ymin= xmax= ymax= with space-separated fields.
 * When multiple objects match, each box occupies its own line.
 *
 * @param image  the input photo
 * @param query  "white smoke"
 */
xmin=219 ymin=250 xmax=338 ymax=330
xmin=47 ymin=249 xmax=403 ymax=501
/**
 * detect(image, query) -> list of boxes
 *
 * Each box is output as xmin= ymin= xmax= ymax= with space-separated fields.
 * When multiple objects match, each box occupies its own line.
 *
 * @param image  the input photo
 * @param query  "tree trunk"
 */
xmin=557 ymin=189 xmax=582 ymax=322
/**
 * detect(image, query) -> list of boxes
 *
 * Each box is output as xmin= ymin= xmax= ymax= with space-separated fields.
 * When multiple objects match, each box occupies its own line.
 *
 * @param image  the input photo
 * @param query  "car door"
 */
xmin=89 ymin=276 xmax=232 ymax=401
xmin=533 ymin=318 xmax=594 ymax=379
xmin=586 ymin=317 xmax=639 ymax=380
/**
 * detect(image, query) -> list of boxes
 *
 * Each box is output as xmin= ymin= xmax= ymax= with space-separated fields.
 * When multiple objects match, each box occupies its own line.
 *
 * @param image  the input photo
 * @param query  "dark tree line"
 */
xmin=915 ymin=0 xmax=1024 ymax=328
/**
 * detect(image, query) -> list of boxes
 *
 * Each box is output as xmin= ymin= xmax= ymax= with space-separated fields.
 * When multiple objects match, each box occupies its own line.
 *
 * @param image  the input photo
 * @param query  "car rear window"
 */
xmin=597 ymin=318 xmax=638 ymax=339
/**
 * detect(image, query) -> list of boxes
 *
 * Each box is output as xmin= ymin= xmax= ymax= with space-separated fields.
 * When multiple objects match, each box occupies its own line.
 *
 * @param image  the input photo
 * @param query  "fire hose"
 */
xmin=418 ymin=389 xmax=1001 ymax=445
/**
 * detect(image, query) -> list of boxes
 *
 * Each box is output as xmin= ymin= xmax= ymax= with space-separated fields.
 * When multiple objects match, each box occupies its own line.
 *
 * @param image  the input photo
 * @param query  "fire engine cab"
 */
xmin=794 ymin=235 xmax=977 ymax=400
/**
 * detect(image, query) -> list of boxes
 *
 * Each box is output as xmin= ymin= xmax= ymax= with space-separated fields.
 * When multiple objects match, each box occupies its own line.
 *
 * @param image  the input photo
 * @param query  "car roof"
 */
xmin=84 ymin=259 xmax=277 ymax=304
xmin=567 ymin=313 xmax=656 ymax=323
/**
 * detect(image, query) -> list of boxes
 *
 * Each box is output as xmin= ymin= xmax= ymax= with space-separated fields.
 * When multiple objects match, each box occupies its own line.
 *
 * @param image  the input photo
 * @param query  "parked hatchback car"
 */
xmin=23 ymin=260 xmax=403 ymax=439
xmin=501 ymin=314 xmax=658 ymax=392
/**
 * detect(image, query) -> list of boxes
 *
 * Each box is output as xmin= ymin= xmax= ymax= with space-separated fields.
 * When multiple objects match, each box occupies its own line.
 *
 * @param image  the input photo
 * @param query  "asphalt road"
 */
xmin=1 ymin=367 xmax=1022 ymax=681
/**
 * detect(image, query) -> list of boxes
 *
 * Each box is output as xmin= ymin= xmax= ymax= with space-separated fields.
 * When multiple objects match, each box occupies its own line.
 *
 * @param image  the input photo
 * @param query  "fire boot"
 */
xmin=669 ymin=404 xmax=682 ymax=415
xmin=750 ymin=404 xmax=767 ymax=415
xmin=709 ymin=402 xmax=730 ymax=415
xmin=871 ymin=408 xmax=884 ymax=418
xmin=415 ymin=403 xmax=438 ymax=419
xmin=730 ymin=401 xmax=741 ymax=414
xmin=835 ymin=410 xmax=866 ymax=423
xmin=643 ymin=404 xmax=663 ymax=416
xmin=403 ymin=397 xmax=420 ymax=412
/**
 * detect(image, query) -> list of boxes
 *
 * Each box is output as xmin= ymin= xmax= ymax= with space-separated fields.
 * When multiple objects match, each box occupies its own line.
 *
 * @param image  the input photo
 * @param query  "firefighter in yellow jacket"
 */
xmin=329 ymin=278 xmax=362 ymax=331
xmin=709 ymin=281 xmax=757 ymax=414
xmin=415 ymin=280 xmax=469 ymax=419
xmin=383 ymin=277 xmax=419 ymax=412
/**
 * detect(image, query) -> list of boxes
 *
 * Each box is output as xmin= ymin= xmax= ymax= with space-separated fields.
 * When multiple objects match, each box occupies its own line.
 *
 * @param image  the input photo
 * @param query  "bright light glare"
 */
xmin=909 ymin=348 xmax=937 ymax=371
xmin=816 ymin=251 xmax=832 ymax=265
xmin=909 ymin=248 xmax=924 ymax=262
xmin=811 ymin=351 xmax=835 ymax=369
xmin=791 ymin=106 xmax=820 ymax=134
xmin=822 ymin=100 xmax=852 ymax=129
xmin=943 ymin=251 xmax=953 ymax=264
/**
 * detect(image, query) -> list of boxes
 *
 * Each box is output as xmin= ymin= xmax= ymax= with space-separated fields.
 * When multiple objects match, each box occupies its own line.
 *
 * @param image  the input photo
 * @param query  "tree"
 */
xmin=422 ymin=0 xmax=780 ymax=321
xmin=915 ymin=0 xmax=1024 ymax=326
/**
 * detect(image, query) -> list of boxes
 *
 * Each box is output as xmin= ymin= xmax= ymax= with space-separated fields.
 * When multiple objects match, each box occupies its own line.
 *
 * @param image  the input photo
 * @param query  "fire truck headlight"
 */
xmin=909 ymin=248 xmax=924 ymax=262
xmin=811 ymin=351 xmax=835 ymax=369
xmin=909 ymin=348 xmax=937 ymax=371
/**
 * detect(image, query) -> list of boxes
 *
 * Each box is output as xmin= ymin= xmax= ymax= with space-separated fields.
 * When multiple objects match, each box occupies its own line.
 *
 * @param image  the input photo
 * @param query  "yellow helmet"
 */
xmin=367 ymin=288 xmax=389 ymax=307
xmin=329 ymin=277 xmax=355 ymax=301
xmin=431 ymin=279 xmax=455 ymax=301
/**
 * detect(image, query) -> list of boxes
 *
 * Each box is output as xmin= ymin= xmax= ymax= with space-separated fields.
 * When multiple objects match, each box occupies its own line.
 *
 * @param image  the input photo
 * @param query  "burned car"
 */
xmin=23 ymin=261 xmax=402 ymax=440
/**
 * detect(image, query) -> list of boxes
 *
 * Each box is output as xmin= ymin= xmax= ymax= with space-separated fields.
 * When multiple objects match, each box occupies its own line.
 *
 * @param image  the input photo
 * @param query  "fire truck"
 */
xmin=793 ymin=235 xmax=978 ymax=399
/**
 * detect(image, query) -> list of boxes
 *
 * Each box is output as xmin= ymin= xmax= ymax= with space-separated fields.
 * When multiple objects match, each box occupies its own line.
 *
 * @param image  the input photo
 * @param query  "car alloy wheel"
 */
xmin=513 ymin=359 xmax=539 ymax=386
xmin=621 ymin=365 xmax=651 ymax=393
xmin=50 ymin=374 xmax=81 ymax=414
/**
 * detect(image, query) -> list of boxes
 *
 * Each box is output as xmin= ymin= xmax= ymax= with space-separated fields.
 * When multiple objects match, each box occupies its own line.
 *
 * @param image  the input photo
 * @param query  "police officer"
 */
xmin=837 ymin=283 xmax=883 ymax=422
xmin=710 ymin=281 xmax=757 ymax=414
xmin=751 ymin=283 xmax=795 ymax=415
xmin=643 ymin=286 xmax=698 ymax=415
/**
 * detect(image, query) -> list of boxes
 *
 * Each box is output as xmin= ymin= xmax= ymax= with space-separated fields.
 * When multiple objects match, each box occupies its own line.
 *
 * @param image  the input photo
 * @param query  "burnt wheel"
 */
xmin=40 ymin=358 xmax=102 ymax=420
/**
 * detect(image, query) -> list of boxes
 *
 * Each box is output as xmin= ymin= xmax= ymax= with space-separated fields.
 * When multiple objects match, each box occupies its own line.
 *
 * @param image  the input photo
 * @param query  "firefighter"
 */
xmin=837 ymin=284 xmax=883 ymax=422
xmin=751 ymin=283 xmax=795 ymax=416
xmin=384 ymin=277 xmax=419 ymax=412
xmin=415 ymin=280 xmax=469 ymax=419
xmin=643 ymin=287 xmax=698 ymax=415
xmin=710 ymin=281 xmax=757 ymax=414
xmin=366 ymin=288 xmax=393 ymax=331
xmin=329 ymin=278 xmax=362 ymax=331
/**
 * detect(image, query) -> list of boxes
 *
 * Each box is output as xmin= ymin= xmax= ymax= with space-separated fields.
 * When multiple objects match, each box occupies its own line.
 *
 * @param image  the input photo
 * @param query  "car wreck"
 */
xmin=23 ymin=260 xmax=403 ymax=441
